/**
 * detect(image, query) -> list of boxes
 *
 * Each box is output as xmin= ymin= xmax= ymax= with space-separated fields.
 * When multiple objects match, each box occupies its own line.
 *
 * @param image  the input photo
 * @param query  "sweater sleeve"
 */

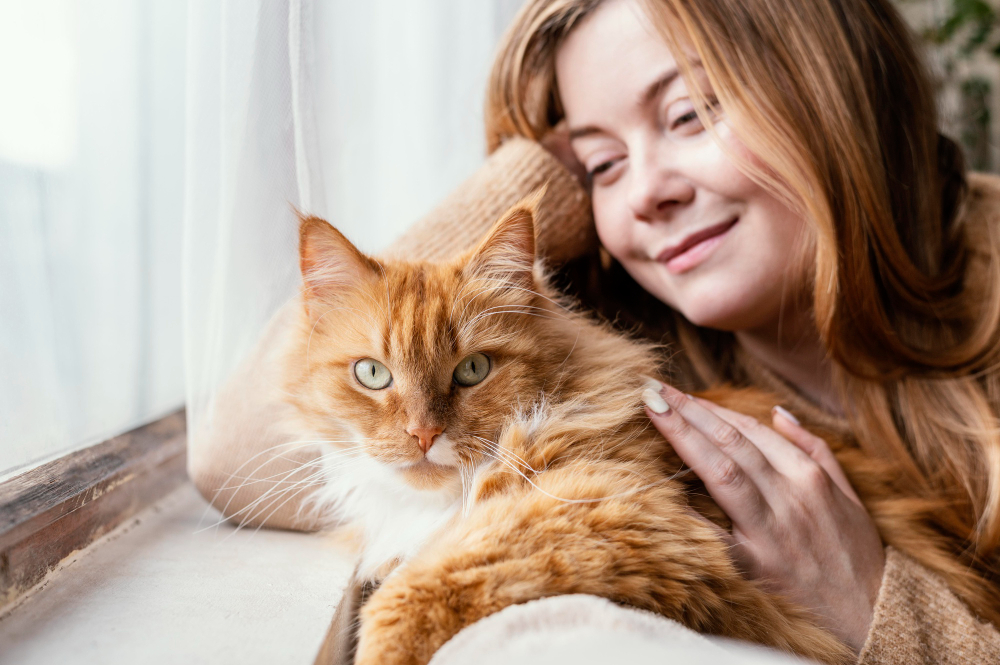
xmin=187 ymin=138 xmax=593 ymax=531
xmin=857 ymin=546 xmax=1000 ymax=665
xmin=386 ymin=137 xmax=595 ymax=262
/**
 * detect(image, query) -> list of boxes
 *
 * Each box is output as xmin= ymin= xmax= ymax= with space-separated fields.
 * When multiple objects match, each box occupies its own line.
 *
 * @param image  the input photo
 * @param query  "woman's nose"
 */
xmin=626 ymin=148 xmax=695 ymax=221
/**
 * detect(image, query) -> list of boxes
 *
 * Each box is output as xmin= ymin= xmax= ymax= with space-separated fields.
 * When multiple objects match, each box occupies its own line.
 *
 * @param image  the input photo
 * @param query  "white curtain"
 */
xmin=0 ymin=0 xmax=187 ymax=477
xmin=0 ymin=0 xmax=524 ymax=478
xmin=183 ymin=0 xmax=525 ymax=445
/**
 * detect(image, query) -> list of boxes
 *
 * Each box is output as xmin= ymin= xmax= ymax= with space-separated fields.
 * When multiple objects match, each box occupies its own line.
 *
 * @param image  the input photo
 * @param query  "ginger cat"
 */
xmin=285 ymin=197 xmax=997 ymax=665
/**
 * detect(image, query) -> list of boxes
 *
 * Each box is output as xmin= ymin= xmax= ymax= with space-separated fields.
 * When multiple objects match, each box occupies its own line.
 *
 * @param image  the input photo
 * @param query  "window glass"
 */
xmin=0 ymin=0 xmax=187 ymax=476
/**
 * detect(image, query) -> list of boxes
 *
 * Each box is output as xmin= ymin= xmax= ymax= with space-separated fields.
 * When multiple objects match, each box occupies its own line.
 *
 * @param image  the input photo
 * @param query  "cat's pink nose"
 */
xmin=408 ymin=426 xmax=444 ymax=453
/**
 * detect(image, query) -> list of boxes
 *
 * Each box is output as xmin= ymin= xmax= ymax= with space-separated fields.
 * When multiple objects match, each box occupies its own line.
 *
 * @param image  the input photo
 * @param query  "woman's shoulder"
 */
xmin=958 ymin=174 xmax=1000 ymax=301
xmin=966 ymin=171 xmax=1000 ymax=201
xmin=963 ymin=172 xmax=1000 ymax=246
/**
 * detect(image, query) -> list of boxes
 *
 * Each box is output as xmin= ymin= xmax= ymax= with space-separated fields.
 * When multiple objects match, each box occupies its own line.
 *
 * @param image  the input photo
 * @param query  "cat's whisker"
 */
xmin=249 ymin=468 xmax=343 ymax=535
xmin=449 ymin=278 xmax=488 ymax=325
xmin=458 ymin=461 xmax=469 ymax=517
xmin=196 ymin=464 xmax=314 ymax=534
xmin=204 ymin=440 xmax=364 ymax=530
xmin=245 ymin=470 xmax=329 ymax=518
xmin=214 ymin=440 xmax=356 ymax=491
xmin=206 ymin=438 xmax=360 ymax=503
xmin=472 ymin=435 xmax=540 ymax=475
xmin=474 ymin=303 xmax=554 ymax=317
xmin=463 ymin=460 xmax=477 ymax=517
xmin=198 ymin=439 xmax=352 ymax=530
xmin=451 ymin=274 xmax=565 ymax=329
xmin=457 ymin=276 xmax=576 ymax=317
xmin=475 ymin=446 xmax=684 ymax=506
xmin=222 ymin=460 xmax=357 ymax=538
xmin=473 ymin=447 xmax=583 ymax=502
xmin=484 ymin=443 xmax=540 ymax=477
xmin=452 ymin=278 xmax=508 ymax=325
xmin=213 ymin=448 xmax=368 ymax=491
xmin=495 ymin=282 xmax=577 ymax=316
xmin=555 ymin=328 xmax=581 ymax=372
xmin=296 ymin=448 xmax=387 ymax=524
xmin=459 ymin=308 xmax=566 ymax=337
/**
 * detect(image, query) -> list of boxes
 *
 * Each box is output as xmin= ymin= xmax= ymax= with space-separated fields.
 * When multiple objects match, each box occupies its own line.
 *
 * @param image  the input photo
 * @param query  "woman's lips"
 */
xmin=656 ymin=217 xmax=739 ymax=274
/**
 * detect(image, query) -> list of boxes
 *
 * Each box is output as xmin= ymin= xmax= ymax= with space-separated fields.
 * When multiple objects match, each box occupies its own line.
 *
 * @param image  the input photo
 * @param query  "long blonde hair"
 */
xmin=485 ymin=0 xmax=1000 ymax=568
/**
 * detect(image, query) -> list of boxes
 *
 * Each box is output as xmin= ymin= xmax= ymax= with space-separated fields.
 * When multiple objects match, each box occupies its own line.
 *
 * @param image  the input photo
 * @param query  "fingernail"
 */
xmin=642 ymin=388 xmax=670 ymax=414
xmin=641 ymin=375 xmax=664 ymax=393
xmin=685 ymin=393 xmax=695 ymax=400
xmin=772 ymin=405 xmax=800 ymax=426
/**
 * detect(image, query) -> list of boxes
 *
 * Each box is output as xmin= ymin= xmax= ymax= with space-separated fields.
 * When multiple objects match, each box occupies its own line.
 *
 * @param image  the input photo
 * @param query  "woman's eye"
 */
xmin=667 ymin=97 xmax=722 ymax=137
xmin=672 ymin=110 xmax=699 ymax=129
xmin=590 ymin=160 xmax=614 ymax=175
xmin=453 ymin=353 xmax=491 ymax=387
xmin=354 ymin=358 xmax=393 ymax=390
xmin=586 ymin=159 xmax=620 ymax=184
xmin=667 ymin=103 xmax=704 ymax=136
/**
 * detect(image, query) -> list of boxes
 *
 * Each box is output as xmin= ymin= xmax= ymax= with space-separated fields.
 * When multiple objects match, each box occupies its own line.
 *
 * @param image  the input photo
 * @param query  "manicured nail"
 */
xmin=772 ymin=405 xmax=800 ymax=426
xmin=642 ymin=388 xmax=670 ymax=414
xmin=641 ymin=376 xmax=664 ymax=393
xmin=685 ymin=393 xmax=695 ymax=400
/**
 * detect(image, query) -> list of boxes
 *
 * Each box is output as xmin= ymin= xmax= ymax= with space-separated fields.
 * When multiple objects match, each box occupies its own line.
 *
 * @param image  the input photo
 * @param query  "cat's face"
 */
xmin=289 ymin=201 xmax=560 ymax=492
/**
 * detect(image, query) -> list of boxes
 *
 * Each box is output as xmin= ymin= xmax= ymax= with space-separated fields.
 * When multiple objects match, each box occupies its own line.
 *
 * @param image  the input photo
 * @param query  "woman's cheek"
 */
xmin=591 ymin=197 xmax=631 ymax=261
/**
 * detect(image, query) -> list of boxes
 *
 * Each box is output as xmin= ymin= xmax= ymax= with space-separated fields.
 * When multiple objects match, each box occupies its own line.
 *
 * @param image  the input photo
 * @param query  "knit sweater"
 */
xmin=190 ymin=137 xmax=1000 ymax=663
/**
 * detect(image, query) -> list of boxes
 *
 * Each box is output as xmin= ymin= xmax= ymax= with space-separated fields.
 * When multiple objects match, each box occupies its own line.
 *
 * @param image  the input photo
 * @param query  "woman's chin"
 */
xmin=676 ymin=295 xmax=776 ymax=333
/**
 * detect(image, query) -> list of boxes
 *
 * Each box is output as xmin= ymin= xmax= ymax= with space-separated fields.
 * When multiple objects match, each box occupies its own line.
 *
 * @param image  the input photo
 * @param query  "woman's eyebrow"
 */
xmin=568 ymin=125 xmax=604 ymax=141
xmin=638 ymin=67 xmax=680 ymax=107
xmin=567 ymin=67 xmax=685 ymax=141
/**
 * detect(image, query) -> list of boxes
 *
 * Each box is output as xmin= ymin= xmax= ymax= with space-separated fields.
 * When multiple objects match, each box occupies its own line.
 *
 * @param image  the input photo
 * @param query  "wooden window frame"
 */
xmin=0 ymin=410 xmax=187 ymax=610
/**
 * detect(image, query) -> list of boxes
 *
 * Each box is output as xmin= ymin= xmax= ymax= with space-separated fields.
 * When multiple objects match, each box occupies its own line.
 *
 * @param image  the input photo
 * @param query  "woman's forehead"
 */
xmin=555 ymin=0 xmax=698 ymax=128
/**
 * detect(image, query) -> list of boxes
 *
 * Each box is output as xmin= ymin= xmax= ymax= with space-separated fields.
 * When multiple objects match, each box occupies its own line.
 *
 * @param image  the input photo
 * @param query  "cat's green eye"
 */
xmin=354 ymin=359 xmax=393 ymax=390
xmin=453 ymin=353 xmax=491 ymax=387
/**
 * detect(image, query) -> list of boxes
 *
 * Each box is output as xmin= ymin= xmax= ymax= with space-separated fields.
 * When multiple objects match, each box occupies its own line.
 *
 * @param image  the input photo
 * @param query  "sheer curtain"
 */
xmin=183 ymin=1 xmax=525 ymax=457
xmin=0 ymin=0 xmax=187 ymax=477
xmin=0 ymin=0 xmax=522 ymax=479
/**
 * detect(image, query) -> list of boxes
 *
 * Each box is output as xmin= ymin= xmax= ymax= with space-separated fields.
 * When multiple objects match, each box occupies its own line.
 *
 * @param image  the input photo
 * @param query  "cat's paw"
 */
xmin=354 ymin=580 xmax=449 ymax=665
xmin=353 ymin=628 xmax=420 ymax=665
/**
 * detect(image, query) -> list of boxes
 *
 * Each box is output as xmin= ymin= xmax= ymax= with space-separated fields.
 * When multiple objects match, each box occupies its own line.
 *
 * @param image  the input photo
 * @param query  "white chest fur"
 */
xmin=311 ymin=446 xmax=461 ymax=578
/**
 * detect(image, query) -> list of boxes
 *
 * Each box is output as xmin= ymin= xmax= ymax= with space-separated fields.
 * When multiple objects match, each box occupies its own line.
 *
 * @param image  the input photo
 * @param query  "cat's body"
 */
xmin=284 ymin=199 xmax=996 ymax=665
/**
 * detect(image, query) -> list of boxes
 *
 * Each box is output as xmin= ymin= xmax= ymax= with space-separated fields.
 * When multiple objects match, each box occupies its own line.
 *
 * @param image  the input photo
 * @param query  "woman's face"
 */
xmin=556 ymin=0 xmax=810 ymax=333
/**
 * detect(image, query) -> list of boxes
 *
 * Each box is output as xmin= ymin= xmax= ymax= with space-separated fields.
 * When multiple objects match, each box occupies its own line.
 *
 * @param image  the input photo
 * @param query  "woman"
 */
xmin=477 ymin=0 xmax=1000 ymax=659
xmin=191 ymin=0 xmax=1000 ymax=660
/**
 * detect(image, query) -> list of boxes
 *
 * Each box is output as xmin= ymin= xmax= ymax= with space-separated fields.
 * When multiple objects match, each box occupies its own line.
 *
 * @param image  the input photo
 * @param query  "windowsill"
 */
xmin=0 ymin=482 xmax=356 ymax=664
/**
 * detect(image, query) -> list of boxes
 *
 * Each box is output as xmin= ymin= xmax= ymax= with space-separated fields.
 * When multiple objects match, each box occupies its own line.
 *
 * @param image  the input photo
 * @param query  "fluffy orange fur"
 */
xmin=286 ymin=198 xmax=998 ymax=665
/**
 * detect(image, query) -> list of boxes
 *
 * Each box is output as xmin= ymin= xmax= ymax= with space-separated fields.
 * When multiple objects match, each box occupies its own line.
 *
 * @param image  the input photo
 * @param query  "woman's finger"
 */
xmin=655 ymin=383 xmax=778 ymax=484
xmin=771 ymin=408 xmax=863 ymax=506
xmin=687 ymin=396 xmax=812 ymax=475
xmin=691 ymin=395 xmax=863 ymax=506
xmin=642 ymin=384 xmax=772 ymax=531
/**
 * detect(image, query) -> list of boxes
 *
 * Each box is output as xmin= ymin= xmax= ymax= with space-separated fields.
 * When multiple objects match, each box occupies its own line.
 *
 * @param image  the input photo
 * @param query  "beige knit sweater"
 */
xmin=190 ymin=137 xmax=1000 ymax=663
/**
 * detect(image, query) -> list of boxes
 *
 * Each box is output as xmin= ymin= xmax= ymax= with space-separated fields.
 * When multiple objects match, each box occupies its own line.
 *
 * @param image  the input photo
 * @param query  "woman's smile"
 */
xmin=655 ymin=216 xmax=739 ymax=274
xmin=557 ymin=0 xmax=811 ymax=332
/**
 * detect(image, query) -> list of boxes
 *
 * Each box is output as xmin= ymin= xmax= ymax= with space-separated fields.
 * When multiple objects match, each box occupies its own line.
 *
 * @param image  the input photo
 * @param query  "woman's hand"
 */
xmin=642 ymin=381 xmax=885 ymax=653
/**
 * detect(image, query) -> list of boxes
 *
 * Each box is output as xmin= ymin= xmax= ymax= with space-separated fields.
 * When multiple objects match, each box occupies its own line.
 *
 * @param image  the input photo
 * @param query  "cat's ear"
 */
xmin=464 ymin=188 xmax=542 ymax=289
xmin=298 ymin=214 xmax=378 ymax=309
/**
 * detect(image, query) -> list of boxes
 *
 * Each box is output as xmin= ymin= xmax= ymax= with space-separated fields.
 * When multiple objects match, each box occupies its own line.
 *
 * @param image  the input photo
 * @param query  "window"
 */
xmin=0 ymin=0 xmax=187 ymax=479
